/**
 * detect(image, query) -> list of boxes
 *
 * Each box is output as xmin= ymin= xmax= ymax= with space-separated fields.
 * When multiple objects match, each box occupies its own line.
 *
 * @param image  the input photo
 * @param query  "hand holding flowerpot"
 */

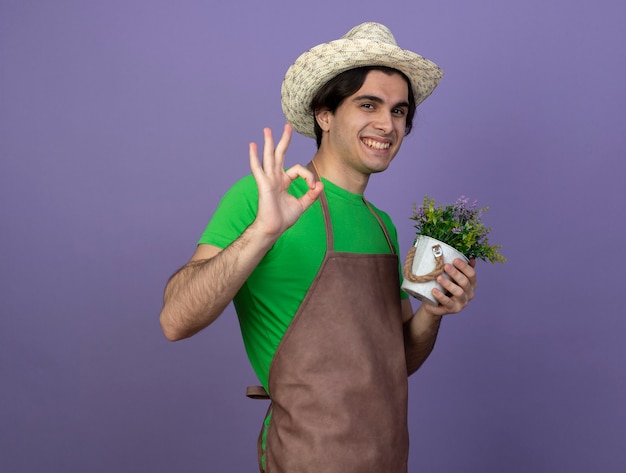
xmin=401 ymin=236 xmax=469 ymax=306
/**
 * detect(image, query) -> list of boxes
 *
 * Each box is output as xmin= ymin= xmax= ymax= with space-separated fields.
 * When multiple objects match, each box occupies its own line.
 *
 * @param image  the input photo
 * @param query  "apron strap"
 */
xmin=246 ymin=385 xmax=270 ymax=400
xmin=363 ymin=198 xmax=396 ymax=255
xmin=307 ymin=161 xmax=334 ymax=252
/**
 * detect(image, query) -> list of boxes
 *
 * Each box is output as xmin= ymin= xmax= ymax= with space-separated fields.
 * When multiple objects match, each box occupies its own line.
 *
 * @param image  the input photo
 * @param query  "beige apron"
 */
xmin=250 ymin=167 xmax=409 ymax=472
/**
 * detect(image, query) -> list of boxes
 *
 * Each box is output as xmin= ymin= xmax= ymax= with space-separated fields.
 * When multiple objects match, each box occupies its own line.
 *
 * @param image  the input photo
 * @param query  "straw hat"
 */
xmin=281 ymin=22 xmax=444 ymax=138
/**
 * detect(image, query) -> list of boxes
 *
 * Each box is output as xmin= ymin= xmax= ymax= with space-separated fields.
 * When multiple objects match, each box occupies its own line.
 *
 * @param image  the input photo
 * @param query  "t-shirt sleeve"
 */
xmin=197 ymin=174 xmax=258 ymax=249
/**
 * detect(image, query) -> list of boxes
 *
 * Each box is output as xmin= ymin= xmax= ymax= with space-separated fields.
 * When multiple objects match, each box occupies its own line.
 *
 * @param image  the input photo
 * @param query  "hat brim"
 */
xmin=281 ymin=38 xmax=444 ymax=138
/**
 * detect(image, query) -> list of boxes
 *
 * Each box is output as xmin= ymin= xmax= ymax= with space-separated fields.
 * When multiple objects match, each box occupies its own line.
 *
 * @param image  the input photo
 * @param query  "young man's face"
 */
xmin=319 ymin=69 xmax=410 ymax=178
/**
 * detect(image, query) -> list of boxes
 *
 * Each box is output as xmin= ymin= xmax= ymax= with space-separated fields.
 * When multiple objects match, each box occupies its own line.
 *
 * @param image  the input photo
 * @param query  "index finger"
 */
xmin=453 ymin=258 xmax=477 ymax=283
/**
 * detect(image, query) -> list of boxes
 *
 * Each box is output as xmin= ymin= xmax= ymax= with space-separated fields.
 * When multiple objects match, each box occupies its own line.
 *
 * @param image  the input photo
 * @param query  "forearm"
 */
xmin=159 ymin=223 xmax=276 ymax=341
xmin=402 ymin=258 xmax=478 ymax=374
xmin=403 ymin=305 xmax=443 ymax=375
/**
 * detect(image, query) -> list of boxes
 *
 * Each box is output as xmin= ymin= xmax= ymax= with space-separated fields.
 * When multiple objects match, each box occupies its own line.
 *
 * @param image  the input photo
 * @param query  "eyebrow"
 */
xmin=352 ymin=94 xmax=410 ymax=110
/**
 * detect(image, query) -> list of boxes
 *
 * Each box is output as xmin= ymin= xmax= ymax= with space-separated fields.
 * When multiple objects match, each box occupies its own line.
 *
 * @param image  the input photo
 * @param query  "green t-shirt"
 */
xmin=199 ymin=174 xmax=408 ymax=390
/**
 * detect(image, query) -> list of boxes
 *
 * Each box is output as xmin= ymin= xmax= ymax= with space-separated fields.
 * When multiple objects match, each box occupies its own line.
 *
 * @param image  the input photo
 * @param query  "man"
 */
xmin=160 ymin=22 xmax=476 ymax=473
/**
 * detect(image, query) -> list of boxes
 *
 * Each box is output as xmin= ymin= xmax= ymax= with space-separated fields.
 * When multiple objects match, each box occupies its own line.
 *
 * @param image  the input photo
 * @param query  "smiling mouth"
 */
xmin=362 ymin=138 xmax=391 ymax=150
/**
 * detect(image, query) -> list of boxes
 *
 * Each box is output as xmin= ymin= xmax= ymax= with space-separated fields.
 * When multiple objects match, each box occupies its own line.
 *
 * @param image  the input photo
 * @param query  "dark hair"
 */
xmin=309 ymin=66 xmax=416 ymax=148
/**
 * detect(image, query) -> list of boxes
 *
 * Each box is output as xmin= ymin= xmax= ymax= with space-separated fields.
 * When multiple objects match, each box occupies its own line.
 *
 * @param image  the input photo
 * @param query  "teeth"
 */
xmin=362 ymin=138 xmax=390 ymax=150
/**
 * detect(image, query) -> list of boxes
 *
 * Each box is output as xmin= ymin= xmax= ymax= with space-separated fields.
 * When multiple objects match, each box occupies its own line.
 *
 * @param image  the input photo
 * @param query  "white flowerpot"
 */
xmin=401 ymin=235 xmax=469 ymax=306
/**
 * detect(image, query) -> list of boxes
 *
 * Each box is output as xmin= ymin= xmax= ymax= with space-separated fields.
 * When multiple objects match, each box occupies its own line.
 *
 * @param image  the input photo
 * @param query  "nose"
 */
xmin=373 ymin=111 xmax=393 ymax=134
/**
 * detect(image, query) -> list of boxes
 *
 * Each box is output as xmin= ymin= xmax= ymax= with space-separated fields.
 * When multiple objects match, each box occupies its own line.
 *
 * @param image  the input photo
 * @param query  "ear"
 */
xmin=315 ymin=108 xmax=332 ymax=132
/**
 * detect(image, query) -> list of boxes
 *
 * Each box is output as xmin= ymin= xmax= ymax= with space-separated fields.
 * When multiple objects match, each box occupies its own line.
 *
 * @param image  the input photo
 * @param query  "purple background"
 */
xmin=2 ymin=1 xmax=625 ymax=472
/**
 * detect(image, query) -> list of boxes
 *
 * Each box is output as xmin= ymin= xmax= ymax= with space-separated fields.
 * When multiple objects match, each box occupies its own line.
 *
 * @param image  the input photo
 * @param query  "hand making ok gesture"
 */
xmin=249 ymin=124 xmax=324 ymax=238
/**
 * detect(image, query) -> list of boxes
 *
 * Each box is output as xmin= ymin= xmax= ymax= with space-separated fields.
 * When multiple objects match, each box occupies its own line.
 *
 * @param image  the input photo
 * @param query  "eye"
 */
xmin=361 ymin=103 xmax=375 ymax=110
xmin=392 ymin=108 xmax=407 ymax=116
